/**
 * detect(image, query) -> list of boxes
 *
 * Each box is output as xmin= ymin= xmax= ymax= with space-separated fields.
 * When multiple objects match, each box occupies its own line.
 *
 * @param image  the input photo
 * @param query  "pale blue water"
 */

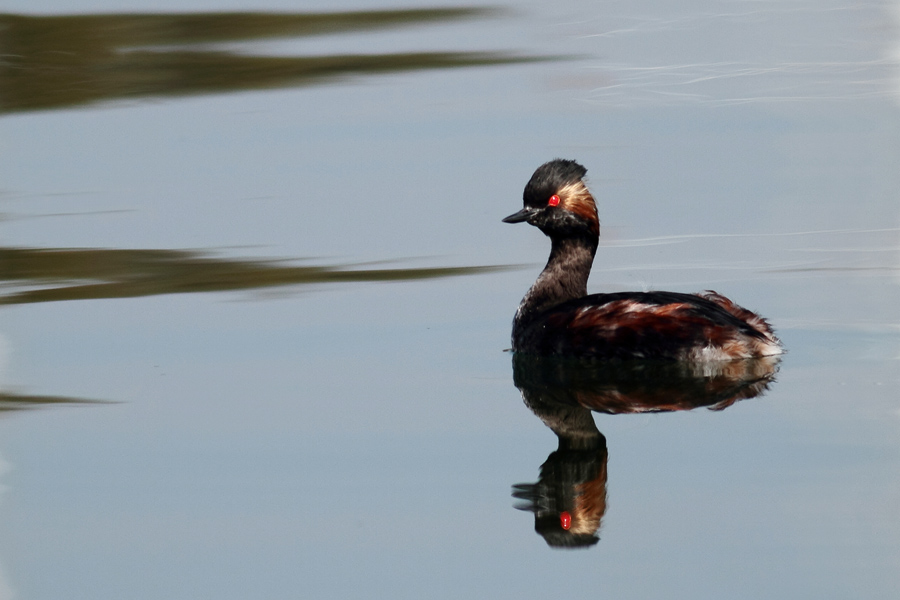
xmin=1 ymin=1 xmax=898 ymax=598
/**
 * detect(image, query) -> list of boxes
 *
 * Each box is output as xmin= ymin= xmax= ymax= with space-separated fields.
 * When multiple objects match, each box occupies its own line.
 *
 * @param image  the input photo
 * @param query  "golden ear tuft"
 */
xmin=559 ymin=181 xmax=599 ymax=235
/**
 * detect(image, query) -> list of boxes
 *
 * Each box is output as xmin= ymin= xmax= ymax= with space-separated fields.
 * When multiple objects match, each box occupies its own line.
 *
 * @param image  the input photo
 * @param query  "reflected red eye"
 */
xmin=560 ymin=511 xmax=571 ymax=530
xmin=548 ymin=195 xmax=560 ymax=207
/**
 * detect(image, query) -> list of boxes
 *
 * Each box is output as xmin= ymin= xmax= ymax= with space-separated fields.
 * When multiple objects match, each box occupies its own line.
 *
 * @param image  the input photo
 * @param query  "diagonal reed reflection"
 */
xmin=0 ymin=8 xmax=547 ymax=114
xmin=0 ymin=390 xmax=109 ymax=414
xmin=0 ymin=246 xmax=512 ymax=304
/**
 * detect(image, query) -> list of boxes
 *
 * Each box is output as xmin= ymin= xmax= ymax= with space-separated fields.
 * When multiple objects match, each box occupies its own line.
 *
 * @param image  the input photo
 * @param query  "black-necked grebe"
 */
xmin=503 ymin=159 xmax=782 ymax=361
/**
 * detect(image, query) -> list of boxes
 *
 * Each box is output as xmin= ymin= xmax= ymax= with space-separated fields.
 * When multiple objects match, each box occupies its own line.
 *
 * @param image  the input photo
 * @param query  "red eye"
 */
xmin=560 ymin=511 xmax=572 ymax=530
xmin=548 ymin=195 xmax=560 ymax=207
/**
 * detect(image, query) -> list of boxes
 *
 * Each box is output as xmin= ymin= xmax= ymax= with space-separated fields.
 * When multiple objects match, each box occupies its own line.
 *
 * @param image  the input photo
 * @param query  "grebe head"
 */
xmin=502 ymin=159 xmax=599 ymax=238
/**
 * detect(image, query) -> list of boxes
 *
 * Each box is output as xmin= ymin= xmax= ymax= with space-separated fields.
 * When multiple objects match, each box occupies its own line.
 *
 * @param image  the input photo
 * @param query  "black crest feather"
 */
xmin=523 ymin=159 xmax=587 ymax=207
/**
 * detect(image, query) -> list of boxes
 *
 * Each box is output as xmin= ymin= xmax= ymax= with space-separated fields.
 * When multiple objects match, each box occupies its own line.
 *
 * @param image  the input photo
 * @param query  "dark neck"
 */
xmin=515 ymin=234 xmax=598 ymax=328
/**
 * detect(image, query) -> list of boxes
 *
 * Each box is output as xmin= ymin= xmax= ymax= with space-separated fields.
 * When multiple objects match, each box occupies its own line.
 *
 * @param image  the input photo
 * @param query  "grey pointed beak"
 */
xmin=502 ymin=207 xmax=536 ymax=224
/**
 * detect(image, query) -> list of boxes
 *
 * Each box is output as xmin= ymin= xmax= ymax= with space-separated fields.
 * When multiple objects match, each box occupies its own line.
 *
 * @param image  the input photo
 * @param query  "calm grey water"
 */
xmin=1 ymin=1 xmax=899 ymax=598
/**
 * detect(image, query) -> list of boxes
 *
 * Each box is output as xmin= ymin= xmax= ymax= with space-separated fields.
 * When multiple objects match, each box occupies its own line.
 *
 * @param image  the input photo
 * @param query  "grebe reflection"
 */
xmin=511 ymin=353 xmax=779 ymax=549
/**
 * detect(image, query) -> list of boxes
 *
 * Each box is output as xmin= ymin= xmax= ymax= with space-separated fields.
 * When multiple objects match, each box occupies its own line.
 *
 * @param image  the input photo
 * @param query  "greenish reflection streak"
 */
xmin=0 ymin=391 xmax=110 ymax=414
xmin=0 ymin=247 xmax=515 ymax=304
xmin=0 ymin=8 xmax=548 ymax=114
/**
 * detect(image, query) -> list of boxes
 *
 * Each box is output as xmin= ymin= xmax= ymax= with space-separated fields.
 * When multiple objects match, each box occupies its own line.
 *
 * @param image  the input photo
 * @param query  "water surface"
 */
xmin=1 ymin=1 xmax=898 ymax=598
